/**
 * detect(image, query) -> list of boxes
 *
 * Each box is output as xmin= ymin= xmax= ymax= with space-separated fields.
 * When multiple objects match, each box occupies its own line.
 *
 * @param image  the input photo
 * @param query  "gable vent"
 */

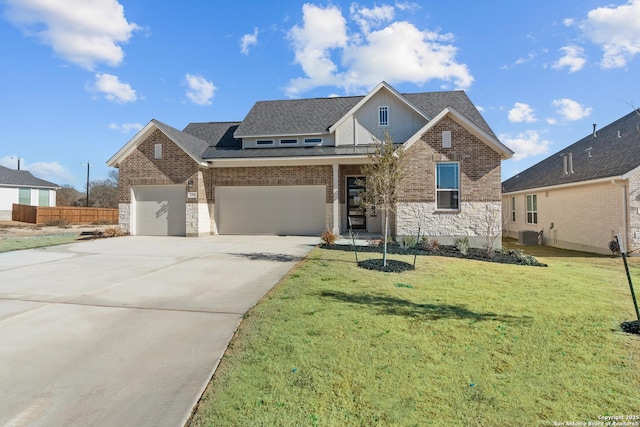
xmin=442 ymin=131 xmax=451 ymax=148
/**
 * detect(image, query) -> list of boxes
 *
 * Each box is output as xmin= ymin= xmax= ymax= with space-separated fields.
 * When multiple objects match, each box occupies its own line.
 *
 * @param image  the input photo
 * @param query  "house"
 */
xmin=107 ymin=81 xmax=513 ymax=247
xmin=0 ymin=165 xmax=59 ymax=221
xmin=502 ymin=110 xmax=640 ymax=255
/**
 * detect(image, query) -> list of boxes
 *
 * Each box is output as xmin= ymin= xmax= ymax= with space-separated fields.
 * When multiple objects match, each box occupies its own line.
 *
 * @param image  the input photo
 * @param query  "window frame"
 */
xmin=154 ymin=143 xmax=162 ymax=159
xmin=435 ymin=162 xmax=460 ymax=211
xmin=378 ymin=106 xmax=389 ymax=127
xmin=18 ymin=188 xmax=31 ymax=205
xmin=256 ymin=139 xmax=274 ymax=145
xmin=303 ymin=137 xmax=323 ymax=145
xmin=38 ymin=189 xmax=50 ymax=206
xmin=526 ymin=194 xmax=538 ymax=224
xmin=511 ymin=196 xmax=516 ymax=222
xmin=279 ymin=138 xmax=298 ymax=145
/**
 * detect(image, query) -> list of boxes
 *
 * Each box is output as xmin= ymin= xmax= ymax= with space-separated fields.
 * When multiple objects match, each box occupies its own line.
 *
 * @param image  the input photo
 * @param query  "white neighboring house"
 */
xmin=0 ymin=165 xmax=59 ymax=220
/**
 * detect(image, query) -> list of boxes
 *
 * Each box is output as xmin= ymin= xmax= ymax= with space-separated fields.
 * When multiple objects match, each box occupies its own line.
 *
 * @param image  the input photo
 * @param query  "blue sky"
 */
xmin=1 ymin=0 xmax=639 ymax=187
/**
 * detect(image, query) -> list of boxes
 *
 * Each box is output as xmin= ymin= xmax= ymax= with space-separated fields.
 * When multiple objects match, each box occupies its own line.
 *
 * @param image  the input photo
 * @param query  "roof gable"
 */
xmin=502 ymin=110 xmax=640 ymax=193
xmin=107 ymin=119 xmax=209 ymax=167
xmin=402 ymin=107 xmax=513 ymax=159
xmin=0 ymin=165 xmax=59 ymax=188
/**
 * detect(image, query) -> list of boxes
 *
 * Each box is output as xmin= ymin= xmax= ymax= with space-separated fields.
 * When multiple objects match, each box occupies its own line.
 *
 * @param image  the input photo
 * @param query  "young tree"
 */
xmin=358 ymin=132 xmax=406 ymax=267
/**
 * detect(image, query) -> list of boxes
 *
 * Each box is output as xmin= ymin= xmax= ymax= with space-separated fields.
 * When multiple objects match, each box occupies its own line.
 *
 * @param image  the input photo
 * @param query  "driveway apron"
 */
xmin=0 ymin=235 xmax=318 ymax=427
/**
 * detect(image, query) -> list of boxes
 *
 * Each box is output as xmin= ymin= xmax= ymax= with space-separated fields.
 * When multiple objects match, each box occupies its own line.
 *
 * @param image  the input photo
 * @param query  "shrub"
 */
xmin=454 ymin=236 xmax=470 ymax=255
xmin=320 ymin=229 xmax=339 ymax=245
xmin=102 ymin=226 xmax=126 ymax=238
xmin=500 ymin=248 xmax=545 ymax=266
xmin=399 ymin=235 xmax=417 ymax=249
xmin=421 ymin=236 xmax=440 ymax=252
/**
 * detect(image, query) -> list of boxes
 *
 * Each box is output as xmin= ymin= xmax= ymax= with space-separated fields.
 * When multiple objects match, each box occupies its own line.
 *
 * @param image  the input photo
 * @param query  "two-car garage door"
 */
xmin=215 ymin=185 xmax=325 ymax=235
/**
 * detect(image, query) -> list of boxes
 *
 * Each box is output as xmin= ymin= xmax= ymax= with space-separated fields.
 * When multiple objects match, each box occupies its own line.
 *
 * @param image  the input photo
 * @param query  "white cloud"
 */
xmin=0 ymin=156 xmax=73 ymax=183
xmin=286 ymin=3 xmax=473 ymax=96
xmin=552 ymin=98 xmax=592 ymax=121
xmin=240 ymin=28 xmax=259 ymax=55
xmin=4 ymin=0 xmax=139 ymax=70
xmin=508 ymin=103 xmax=537 ymax=123
xmin=90 ymin=73 xmax=137 ymax=103
xmin=108 ymin=122 xmax=143 ymax=133
xmin=579 ymin=0 xmax=640 ymax=68
xmin=499 ymin=130 xmax=552 ymax=161
xmin=552 ymin=45 xmax=586 ymax=73
xmin=185 ymin=74 xmax=216 ymax=106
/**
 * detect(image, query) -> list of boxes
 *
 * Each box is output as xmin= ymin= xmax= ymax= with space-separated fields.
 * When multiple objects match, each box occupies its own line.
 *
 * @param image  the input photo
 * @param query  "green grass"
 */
xmin=0 ymin=233 xmax=79 ymax=252
xmin=190 ymin=243 xmax=640 ymax=427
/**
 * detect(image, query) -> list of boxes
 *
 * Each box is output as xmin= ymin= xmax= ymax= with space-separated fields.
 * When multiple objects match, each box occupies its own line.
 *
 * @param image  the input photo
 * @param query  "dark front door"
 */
xmin=347 ymin=177 xmax=366 ymax=230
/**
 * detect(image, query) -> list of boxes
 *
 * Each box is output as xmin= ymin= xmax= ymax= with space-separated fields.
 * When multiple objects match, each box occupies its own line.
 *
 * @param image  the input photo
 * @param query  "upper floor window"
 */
xmin=304 ymin=137 xmax=323 ymax=145
xmin=154 ymin=144 xmax=162 ymax=159
xmin=378 ymin=106 xmax=389 ymax=127
xmin=436 ymin=162 xmax=460 ymax=210
xmin=526 ymin=194 xmax=538 ymax=224
xmin=257 ymin=139 xmax=274 ymax=145
xmin=280 ymin=139 xmax=298 ymax=145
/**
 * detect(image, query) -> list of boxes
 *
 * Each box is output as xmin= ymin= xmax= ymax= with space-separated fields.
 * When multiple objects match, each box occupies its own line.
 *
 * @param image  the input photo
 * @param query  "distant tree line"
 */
xmin=57 ymin=169 xmax=118 ymax=208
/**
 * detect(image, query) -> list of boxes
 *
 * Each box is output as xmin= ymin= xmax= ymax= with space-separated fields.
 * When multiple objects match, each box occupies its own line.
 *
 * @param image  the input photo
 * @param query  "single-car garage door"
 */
xmin=216 ymin=185 xmax=325 ymax=235
xmin=133 ymin=185 xmax=186 ymax=236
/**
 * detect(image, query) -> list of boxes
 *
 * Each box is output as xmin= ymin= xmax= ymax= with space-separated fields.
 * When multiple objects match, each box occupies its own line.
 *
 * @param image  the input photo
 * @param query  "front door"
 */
xmin=347 ymin=177 xmax=366 ymax=230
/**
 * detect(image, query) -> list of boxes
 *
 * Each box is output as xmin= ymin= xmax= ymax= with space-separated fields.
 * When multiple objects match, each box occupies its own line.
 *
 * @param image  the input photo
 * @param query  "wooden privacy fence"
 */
xmin=12 ymin=204 xmax=118 ymax=224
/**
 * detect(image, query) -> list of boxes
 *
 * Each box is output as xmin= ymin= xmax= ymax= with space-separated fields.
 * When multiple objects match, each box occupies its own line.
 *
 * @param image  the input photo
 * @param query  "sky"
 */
xmin=1 ymin=0 xmax=640 ymax=188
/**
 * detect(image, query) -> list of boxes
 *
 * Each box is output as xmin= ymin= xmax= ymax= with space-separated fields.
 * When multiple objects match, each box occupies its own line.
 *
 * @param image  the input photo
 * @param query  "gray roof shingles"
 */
xmin=502 ymin=110 xmax=640 ymax=193
xmin=0 ymin=165 xmax=59 ymax=188
xmin=146 ymin=89 xmax=494 ymax=162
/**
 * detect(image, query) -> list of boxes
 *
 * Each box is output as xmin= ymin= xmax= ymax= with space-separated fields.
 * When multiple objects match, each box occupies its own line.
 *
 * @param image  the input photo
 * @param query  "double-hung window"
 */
xmin=511 ymin=196 xmax=516 ymax=222
xmin=378 ymin=106 xmax=389 ymax=127
xmin=436 ymin=162 xmax=460 ymax=210
xmin=526 ymin=194 xmax=538 ymax=224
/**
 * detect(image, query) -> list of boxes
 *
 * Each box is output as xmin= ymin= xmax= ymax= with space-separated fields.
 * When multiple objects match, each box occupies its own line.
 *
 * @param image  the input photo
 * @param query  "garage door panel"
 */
xmin=133 ymin=185 xmax=186 ymax=236
xmin=216 ymin=186 xmax=325 ymax=235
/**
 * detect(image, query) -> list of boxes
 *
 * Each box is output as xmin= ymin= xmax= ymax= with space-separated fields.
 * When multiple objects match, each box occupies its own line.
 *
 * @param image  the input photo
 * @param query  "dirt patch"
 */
xmin=0 ymin=221 xmax=115 ymax=238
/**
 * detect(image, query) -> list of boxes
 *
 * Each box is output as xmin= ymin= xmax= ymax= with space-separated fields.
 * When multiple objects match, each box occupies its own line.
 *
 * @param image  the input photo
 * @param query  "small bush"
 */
xmin=367 ymin=238 xmax=382 ymax=247
xmin=320 ymin=229 xmax=339 ymax=245
xmin=421 ymin=236 xmax=440 ymax=252
xmin=454 ymin=236 xmax=470 ymax=255
xmin=500 ymin=248 xmax=545 ymax=266
xmin=102 ymin=226 xmax=126 ymax=238
xmin=399 ymin=235 xmax=417 ymax=249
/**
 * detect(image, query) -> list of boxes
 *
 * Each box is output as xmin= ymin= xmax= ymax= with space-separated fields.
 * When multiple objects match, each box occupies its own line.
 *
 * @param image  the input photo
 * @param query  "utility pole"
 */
xmin=82 ymin=161 xmax=92 ymax=207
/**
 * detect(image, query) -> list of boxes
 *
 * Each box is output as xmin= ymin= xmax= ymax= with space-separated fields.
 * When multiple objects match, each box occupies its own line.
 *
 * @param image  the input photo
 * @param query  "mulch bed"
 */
xmin=358 ymin=258 xmax=415 ymax=273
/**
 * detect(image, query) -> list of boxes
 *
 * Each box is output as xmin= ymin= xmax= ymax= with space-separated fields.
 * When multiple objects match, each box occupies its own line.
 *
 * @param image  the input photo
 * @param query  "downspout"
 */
xmin=612 ymin=179 xmax=629 ymax=251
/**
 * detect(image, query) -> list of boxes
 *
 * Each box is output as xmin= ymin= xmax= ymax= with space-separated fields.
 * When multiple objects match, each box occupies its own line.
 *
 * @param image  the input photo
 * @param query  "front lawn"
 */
xmin=189 ymin=243 xmax=640 ymax=426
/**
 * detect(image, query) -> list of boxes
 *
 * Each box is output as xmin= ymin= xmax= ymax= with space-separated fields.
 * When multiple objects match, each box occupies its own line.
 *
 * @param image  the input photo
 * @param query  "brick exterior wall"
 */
xmin=400 ymin=116 xmax=502 ymax=203
xmin=118 ymin=130 xmax=205 ymax=204
xmin=207 ymin=165 xmax=334 ymax=202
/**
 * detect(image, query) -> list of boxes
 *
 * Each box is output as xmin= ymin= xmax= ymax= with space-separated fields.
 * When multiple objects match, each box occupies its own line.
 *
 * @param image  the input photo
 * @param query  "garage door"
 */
xmin=216 ymin=185 xmax=325 ymax=235
xmin=133 ymin=185 xmax=186 ymax=236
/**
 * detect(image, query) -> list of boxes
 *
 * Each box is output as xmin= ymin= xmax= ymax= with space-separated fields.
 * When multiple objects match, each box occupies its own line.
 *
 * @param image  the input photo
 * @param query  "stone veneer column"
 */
xmin=333 ymin=164 xmax=340 ymax=234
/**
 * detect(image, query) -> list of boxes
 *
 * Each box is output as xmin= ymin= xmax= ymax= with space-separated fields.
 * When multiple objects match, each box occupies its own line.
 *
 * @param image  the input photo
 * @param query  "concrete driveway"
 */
xmin=0 ymin=235 xmax=318 ymax=427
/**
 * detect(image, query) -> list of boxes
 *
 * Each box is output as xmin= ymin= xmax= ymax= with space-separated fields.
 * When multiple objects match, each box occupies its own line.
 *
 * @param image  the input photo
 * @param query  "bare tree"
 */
xmin=88 ymin=169 xmax=118 ymax=208
xmin=56 ymin=184 xmax=83 ymax=206
xmin=358 ymin=132 xmax=406 ymax=266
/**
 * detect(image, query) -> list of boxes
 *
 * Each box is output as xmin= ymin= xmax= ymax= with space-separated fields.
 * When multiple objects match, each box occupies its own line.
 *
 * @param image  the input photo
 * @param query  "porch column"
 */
xmin=333 ymin=163 xmax=340 ymax=234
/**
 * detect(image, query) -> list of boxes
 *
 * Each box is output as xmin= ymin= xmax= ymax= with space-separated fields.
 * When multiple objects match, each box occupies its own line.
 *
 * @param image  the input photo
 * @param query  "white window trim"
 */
xmin=256 ymin=139 xmax=274 ymax=145
xmin=526 ymin=194 xmax=538 ymax=224
xmin=511 ymin=196 xmax=516 ymax=222
xmin=378 ymin=106 xmax=389 ymax=127
xmin=442 ymin=131 xmax=452 ymax=148
xmin=154 ymin=143 xmax=162 ymax=159
xmin=304 ymin=137 xmax=323 ymax=145
xmin=279 ymin=138 xmax=298 ymax=145
xmin=435 ymin=162 xmax=460 ymax=211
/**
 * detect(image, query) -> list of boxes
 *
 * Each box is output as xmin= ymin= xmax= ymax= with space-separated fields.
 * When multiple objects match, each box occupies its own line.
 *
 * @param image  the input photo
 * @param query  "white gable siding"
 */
xmin=335 ymin=88 xmax=428 ymax=146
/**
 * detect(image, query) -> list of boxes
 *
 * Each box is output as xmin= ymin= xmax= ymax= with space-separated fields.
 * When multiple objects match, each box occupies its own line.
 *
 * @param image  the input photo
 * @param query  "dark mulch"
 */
xmin=322 ymin=243 xmax=547 ymax=267
xmin=620 ymin=320 xmax=640 ymax=335
xmin=358 ymin=258 xmax=415 ymax=273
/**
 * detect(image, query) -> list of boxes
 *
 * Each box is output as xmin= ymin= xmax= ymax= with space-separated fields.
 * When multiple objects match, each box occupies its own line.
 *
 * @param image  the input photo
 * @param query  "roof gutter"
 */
xmin=207 ymin=154 xmax=371 ymax=168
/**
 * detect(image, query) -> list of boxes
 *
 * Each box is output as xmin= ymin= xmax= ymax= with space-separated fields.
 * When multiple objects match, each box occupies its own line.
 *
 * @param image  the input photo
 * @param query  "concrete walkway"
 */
xmin=0 ymin=235 xmax=318 ymax=427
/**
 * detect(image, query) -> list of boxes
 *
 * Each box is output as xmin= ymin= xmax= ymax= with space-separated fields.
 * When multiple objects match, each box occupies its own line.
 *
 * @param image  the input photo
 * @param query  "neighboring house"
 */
xmin=502 ymin=110 xmax=640 ymax=255
xmin=0 ymin=165 xmax=59 ymax=221
xmin=107 ymin=81 xmax=513 ymax=247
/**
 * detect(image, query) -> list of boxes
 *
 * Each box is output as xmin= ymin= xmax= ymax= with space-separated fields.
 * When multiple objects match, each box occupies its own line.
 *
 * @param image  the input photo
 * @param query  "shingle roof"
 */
xmin=233 ymin=90 xmax=495 ymax=139
xmin=0 ymin=165 xmax=59 ymax=188
xmin=150 ymin=119 xmax=211 ymax=163
xmin=183 ymin=122 xmax=242 ymax=149
xmin=502 ymin=110 xmax=640 ymax=193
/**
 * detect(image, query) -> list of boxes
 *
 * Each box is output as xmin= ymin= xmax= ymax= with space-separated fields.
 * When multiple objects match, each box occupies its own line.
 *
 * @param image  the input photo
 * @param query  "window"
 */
xmin=38 ymin=189 xmax=50 ymax=206
xmin=280 ymin=139 xmax=298 ymax=145
xmin=304 ymin=137 xmax=322 ymax=145
xmin=511 ymin=196 xmax=516 ymax=222
xmin=154 ymin=144 xmax=162 ymax=159
xmin=526 ymin=194 xmax=538 ymax=224
xmin=378 ymin=106 xmax=389 ymax=126
xmin=256 ymin=139 xmax=274 ymax=145
xmin=436 ymin=162 xmax=460 ymax=210
xmin=18 ymin=188 xmax=30 ymax=205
